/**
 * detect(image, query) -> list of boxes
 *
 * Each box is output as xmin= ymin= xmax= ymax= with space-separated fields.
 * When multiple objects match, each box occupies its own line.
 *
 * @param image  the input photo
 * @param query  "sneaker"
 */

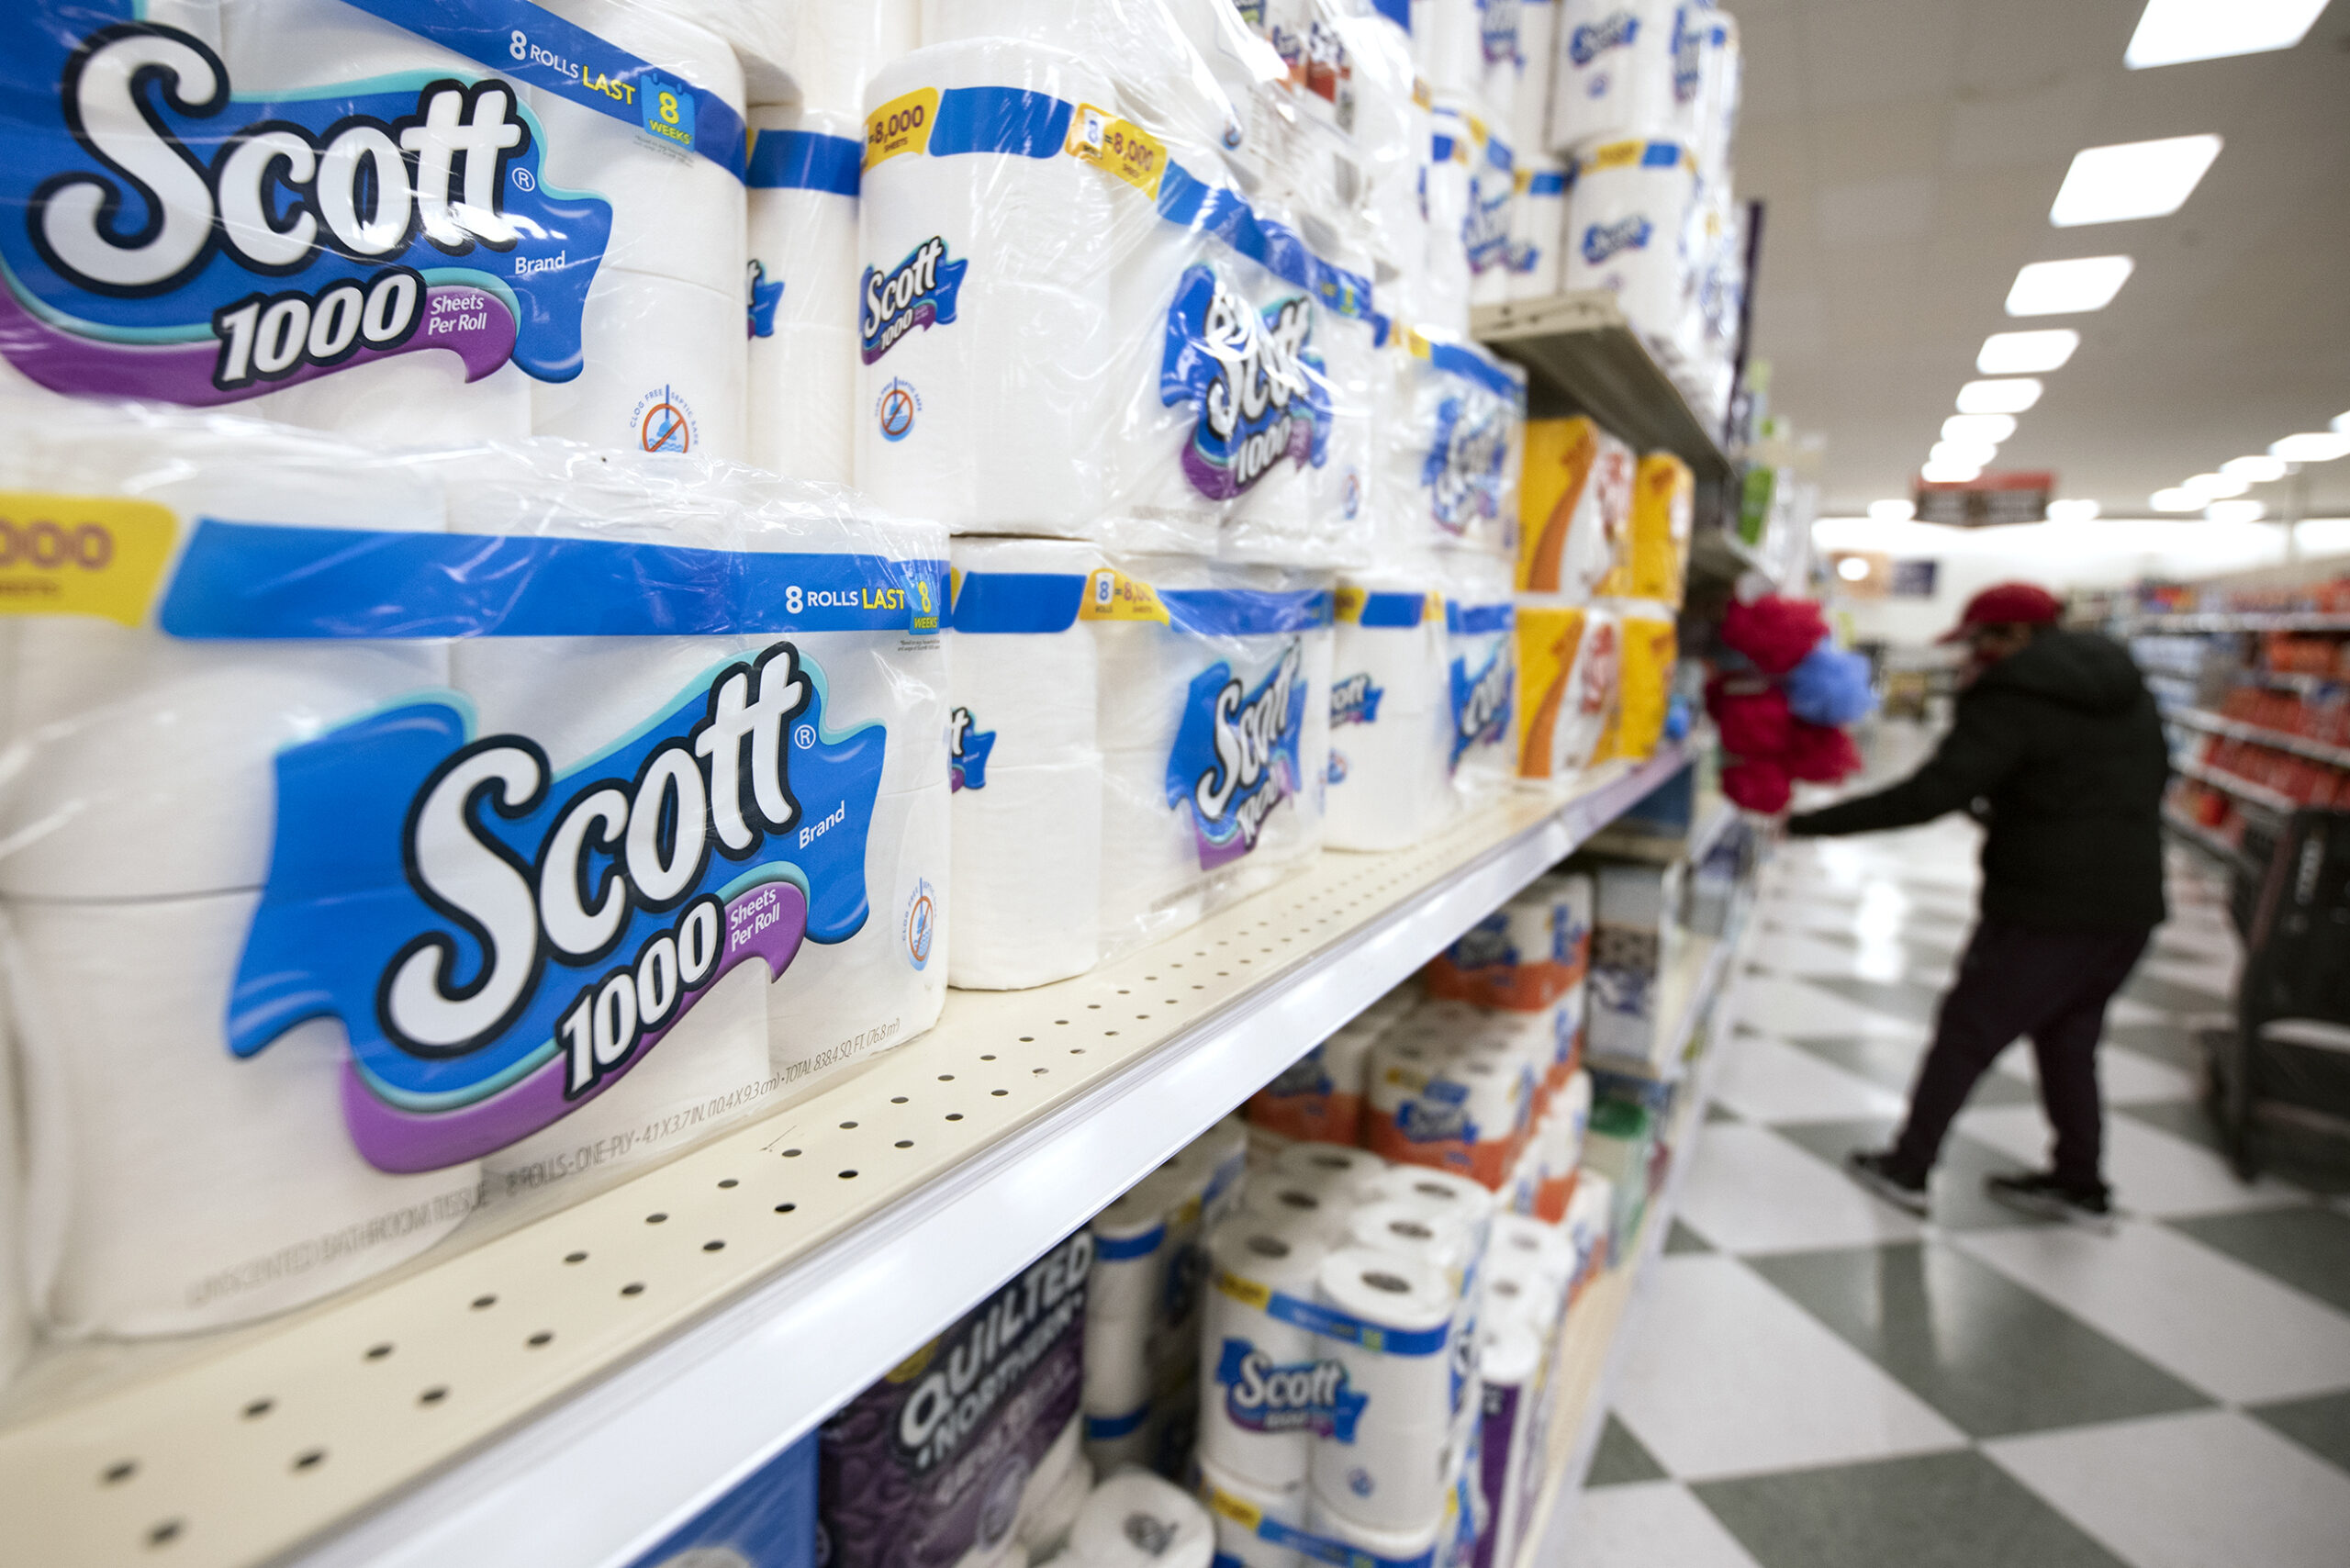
xmin=1985 ymin=1170 xmax=2114 ymax=1231
xmin=1846 ymin=1149 xmax=1930 ymax=1216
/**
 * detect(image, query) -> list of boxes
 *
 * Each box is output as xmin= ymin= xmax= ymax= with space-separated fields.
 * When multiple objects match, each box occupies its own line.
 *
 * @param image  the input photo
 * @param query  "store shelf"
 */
xmin=2 ymin=746 xmax=1698 ymax=1568
xmin=2253 ymin=670 xmax=2342 ymax=695
xmin=1513 ymin=895 xmax=1754 ymax=1568
xmin=2172 ymin=710 xmax=2350 ymax=770
xmin=2163 ymin=808 xmax=2260 ymax=876
xmin=1471 ymin=293 xmax=1734 ymax=487
xmin=2175 ymin=756 xmax=2299 ymax=815
xmin=2121 ymin=612 xmax=2350 ymax=633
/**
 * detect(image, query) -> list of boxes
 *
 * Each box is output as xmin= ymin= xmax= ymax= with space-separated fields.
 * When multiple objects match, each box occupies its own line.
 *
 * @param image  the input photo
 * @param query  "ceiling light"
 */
xmin=1836 ymin=556 xmax=1872 ymax=582
xmin=1922 ymin=460 xmax=1983 ymax=484
xmin=1867 ymin=498 xmax=1916 ymax=521
xmin=2150 ymin=487 xmax=2203 ymax=512
xmin=2204 ymin=499 xmax=2267 ymax=525
xmin=1942 ymin=414 xmax=2018 ymax=443
xmin=2221 ymin=454 xmax=2288 ymax=483
xmin=2271 ymin=432 xmax=2350 ymax=463
xmin=2186 ymin=472 xmax=2248 ymax=498
xmin=2125 ymin=0 xmax=2328 ymax=69
xmin=2045 ymin=498 xmax=2101 ymax=522
xmin=1956 ymin=378 xmax=2043 ymax=414
xmin=1978 ymin=330 xmax=2079 ymax=374
xmin=2333 ymin=410 xmax=2350 ymax=433
xmin=1931 ymin=439 xmax=1999 ymax=469
xmin=2049 ymin=135 xmax=2223 ymax=227
xmin=2006 ymin=256 xmax=2135 ymax=315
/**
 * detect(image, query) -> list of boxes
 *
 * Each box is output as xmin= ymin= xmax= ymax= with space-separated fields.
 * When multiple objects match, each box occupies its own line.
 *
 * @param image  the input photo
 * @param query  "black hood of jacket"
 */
xmin=1971 ymin=628 xmax=2147 ymax=717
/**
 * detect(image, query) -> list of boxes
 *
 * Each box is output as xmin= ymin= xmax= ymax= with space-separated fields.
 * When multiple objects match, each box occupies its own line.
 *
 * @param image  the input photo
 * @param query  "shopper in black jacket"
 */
xmin=1786 ymin=582 xmax=2170 ymax=1224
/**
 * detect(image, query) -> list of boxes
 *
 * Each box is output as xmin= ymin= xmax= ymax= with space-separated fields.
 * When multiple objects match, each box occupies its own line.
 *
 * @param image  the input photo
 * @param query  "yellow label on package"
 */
xmin=1335 ymin=584 xmax=1368 ymax=622
xmin=1067 ymin=104 xmax=1166 ymax=198
xmin=1216 ymin=1268 xmax=1273 ymax=1310
xmin=865 ymin=87 xmax=939 ymax=166
xmin=1077 ymin=567 xmax=1170 ymax=623
xmin=0 ymin=492 xmax=176 ymax=625
xmin=1204 ymin=1487 xmax=1264 ymax=1529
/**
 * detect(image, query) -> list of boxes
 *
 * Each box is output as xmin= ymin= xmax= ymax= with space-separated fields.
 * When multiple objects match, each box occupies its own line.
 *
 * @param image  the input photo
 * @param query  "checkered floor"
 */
xmin=1562 ymin=725 xmax=2350 ymax=1568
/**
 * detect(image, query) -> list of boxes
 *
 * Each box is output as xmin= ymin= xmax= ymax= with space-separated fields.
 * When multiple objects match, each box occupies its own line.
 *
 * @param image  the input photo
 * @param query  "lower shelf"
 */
xmin=4 ymin=746 xmax=1697 ymax=1568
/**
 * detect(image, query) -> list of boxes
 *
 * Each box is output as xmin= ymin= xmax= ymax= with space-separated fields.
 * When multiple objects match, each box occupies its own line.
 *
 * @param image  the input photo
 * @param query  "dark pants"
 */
xmin=1890 ymin=917 xmax=2154 ymax=1191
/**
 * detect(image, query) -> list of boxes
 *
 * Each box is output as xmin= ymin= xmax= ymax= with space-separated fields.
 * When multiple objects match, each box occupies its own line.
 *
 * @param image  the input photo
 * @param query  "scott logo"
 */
xmin=229 ymin=642 xmax=887 ymax=1174
xmin=1450 ymin=644 xmax=1512 ymax=767
xmin=1330 ymin=672 xmax=1383 ymax=728
xmin=1161 ymin=264 xmax=1331 ymax=500
xmin=1166 ymin=644 xmax=1305 ymax=869
xmin=948 ymin=705 xmax=995 ymax=792
xmin=1425 ymin=396 xmax=1509 ymax=532
xmin=860 ymin=235 xmax=967 ymax=364
xmin=1215 ymin=1339 xmax=1367 ymax=1439
xmin=1568 ymin=12 xmax=1639 ymax=65
xmin=1582 ymin=216 xmax=1653 ymax=265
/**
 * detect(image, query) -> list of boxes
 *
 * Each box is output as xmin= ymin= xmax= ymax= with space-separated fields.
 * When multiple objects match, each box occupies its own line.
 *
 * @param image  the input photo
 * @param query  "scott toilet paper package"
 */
xmin=1561 ymin=140 xmax=1700 ymax=353
xmin=1547 ymin=0 xmax=1704 ymax=151
xmin=4 ymin=0 xmax=754 ymax=459
xmin=1377 ymin=332 xmax=1528 ymax=564
xmin=748 ymin=106 xmax=864 ymax=484
xmin=822 ymin=1229 xmax=1091 ymax=1568
xmin=950 ymin=546 xmax=1335 ymax=982
xmin=0 ymin=403 xmax=948 ymax=1334
xmin=1443 ymin=556 xmax=1518 ymax=808
xmin=1326 ymin=583 xmax=1455 ymax=854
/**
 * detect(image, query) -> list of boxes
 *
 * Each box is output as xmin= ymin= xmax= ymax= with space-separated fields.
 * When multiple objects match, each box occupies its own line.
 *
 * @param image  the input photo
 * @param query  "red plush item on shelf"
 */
xmin=1722 ymin=757 xmax=1792 ymax=812
xmin=1784 ymin=721 xmax=1864 ymax=783
xmin=1721 ymin=595 xmax=1830 ymax=676
xmin=1706 ymin=677 xmax=1793 ymax=759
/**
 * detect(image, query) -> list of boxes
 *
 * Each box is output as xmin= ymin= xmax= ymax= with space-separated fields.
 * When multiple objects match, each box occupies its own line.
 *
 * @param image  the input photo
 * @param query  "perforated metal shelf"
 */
xmin=2 ymin=745 xmax=1695 ymax=1568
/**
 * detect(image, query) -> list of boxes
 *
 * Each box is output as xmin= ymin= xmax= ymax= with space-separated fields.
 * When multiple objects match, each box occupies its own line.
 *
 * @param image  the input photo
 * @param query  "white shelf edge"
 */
xmin=284 ymin=746 xmax=1697 ymax=1568
xmin=2171 ymin=708 xmax=2350 ymax=770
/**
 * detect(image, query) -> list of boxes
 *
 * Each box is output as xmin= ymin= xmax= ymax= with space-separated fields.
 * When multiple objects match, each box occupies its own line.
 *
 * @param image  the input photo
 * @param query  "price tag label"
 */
xmin=1077 ymin=567 xmax=1169 ymax=623
xmin=0 ymin=492 xmax=176 ymax=625
xmin=865 ymin=87 xmax=939 ymax=168
xmin=1067 ymin=103 xmax=1166 ymax=199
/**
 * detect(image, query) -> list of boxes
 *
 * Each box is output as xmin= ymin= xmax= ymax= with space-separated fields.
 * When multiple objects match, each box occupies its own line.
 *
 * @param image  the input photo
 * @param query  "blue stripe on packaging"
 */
xmin=1093 ymin=1223 xmax=1169 ymax=1260
xmin=748 ymin=129 xmax=862 ymax=195
xmin=1156 ymin=162 xmax=1375 ymax=322
xmin=930 ymin=85 xmax=1074 ymax=159
xmin=1257 ymin=1285 xmax=1449 ymax=1356
xmin=1084 ymin=1406 xmax=1149 ymax=1439
xmin=1446 ymin=600 xmax=1514 ymax=635
xmin=1162 ymin=588 xmax=1336 ymax=637
xmin=950 ymin=571 xmax=1089 ymax=633
xmin=1528 ymin=170 xmax=1569 ymax=196
xmin=1371 ymin=0 xmax=1412 ymax=28
xmin=1425 ymin=338 xmax=1525 ymax=405
xmin=344 ymin=0 xmax=748 ymax=180
xmin=1641 ymin=140 xmax=1689 ymax=167
xmin=1357 ymin=591 xmax=1430 ymax=629
xmin=159 ymin=522 xmax=947 ymax=639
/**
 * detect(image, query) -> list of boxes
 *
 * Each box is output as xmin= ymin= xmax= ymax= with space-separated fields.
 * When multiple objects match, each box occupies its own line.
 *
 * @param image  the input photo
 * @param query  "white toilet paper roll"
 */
xmin=1548 ymin=0 xmax=1698 ymax=151
xmin=1368 ymin=1167 xmax=1496 ymax=1258
xmin=527 ymin=0 xmax=750 ymax=297
xmin=1241 ymin=1181 xmax=1355 ymax=1245
xmin=1195 ymin=1457 xmax=1304 ymax=1568
xmin=1069 ymin=1470 xmax=1215 ymax=1568
xmin=1345 ymin=1202 xmax=1477 ymax=1297
xmin=9 ymin=893 xmax=481 ymax=1338
xmin=1511 ymin=0 xmax=1557 ymax=154
xmin=1311 ymin=1246 xmax=1456 ymax=1530
xmin=1304 ymin=1497 xmax=1442 ymax=1566
xmin=950 ymin=537 xmax=1104 ymax=767
xmin=533 ymin=267 xmax=749 ymax=461
xmin=1326 ymin=700 xmax=1455 ymax=854
xmin=1019 ymin=1452 xmax=1094 ymax=1558
xmin=793 ymin=0 xmax=923 ymax=115
xmin=1506 ymin=155 xmax=1568 ymax=300
xmin=1465 ymin=121 xmax=1516 ymax=308
xmin=1100 ymin=745 xmax=1210 ymax=946
xmin=479 ymin=960 xmax=772 ymax=1198
xmin=3 ymin=421 xmax=447 ymax=899
xmin=748 ymin=104 xmax=862 ymax=481
xmin=1414 ymin=0 xmax=1484 ymax=100
xmin=855 ymin=41 xmax=1116 ymax=532
xmin=1178 ymin=1114 xmax=1252 ymax=1229
xmin=1273 ymin=1143 xmax=1390 ymax=1203
xmin=1560 ymin=140 xmax=1698 ymax=348
xmin=1199 ymin=1219 xmax=1332 ymax=1489
xmin=1422 ymin=111 xmax=1476 ymax=336
xmin=1084 ymin=1178 xmax=1163 ymax=1417
xmin=1695 ymin=11 xmax=1742 ymax=182
xmin=1102 ymin=199 xmax=1223 ymax=561
xmin=252 ymin=360 xmax=534 ymax=446
xmin=951 ymin=757 xmax=1104 ymax=990
xmin=767 ymin=783 xmax=948 ymax=1089
xmin=628 ymin=0 xmax=798 ymax=107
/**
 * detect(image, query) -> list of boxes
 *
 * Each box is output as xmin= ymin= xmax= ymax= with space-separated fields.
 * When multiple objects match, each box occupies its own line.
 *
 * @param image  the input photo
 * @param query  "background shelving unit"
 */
xmin=6 ymin=749 xmax=1706 ymax=1568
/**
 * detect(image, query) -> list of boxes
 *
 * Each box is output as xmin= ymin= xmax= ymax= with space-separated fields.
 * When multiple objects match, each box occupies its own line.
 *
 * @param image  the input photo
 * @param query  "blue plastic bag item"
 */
xmin=1783 ymin=640 xmax=1878 ymax=727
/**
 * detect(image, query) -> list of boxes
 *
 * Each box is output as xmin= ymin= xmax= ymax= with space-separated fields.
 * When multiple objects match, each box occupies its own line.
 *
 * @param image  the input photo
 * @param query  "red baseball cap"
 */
xmin=1937 ymin=581 xmax=2065 ymax=644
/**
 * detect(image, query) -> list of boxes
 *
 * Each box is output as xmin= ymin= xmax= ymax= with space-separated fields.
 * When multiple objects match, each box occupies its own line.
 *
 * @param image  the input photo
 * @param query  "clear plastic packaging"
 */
xmin=0 ymin=401 xmax=947 ymax=1336
xmin=3 ymin=0 xmax=756 ymax=458
xmin=1376 ymin=330 xmax=1527 ymax=564
xmin=948 ymin=541 xmax=1335 ymax=986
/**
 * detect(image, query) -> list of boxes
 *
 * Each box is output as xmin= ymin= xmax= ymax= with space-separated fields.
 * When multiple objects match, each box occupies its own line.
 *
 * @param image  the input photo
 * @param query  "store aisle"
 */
xmin=1564 ymin=731 xmax=2350 ymax=1568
